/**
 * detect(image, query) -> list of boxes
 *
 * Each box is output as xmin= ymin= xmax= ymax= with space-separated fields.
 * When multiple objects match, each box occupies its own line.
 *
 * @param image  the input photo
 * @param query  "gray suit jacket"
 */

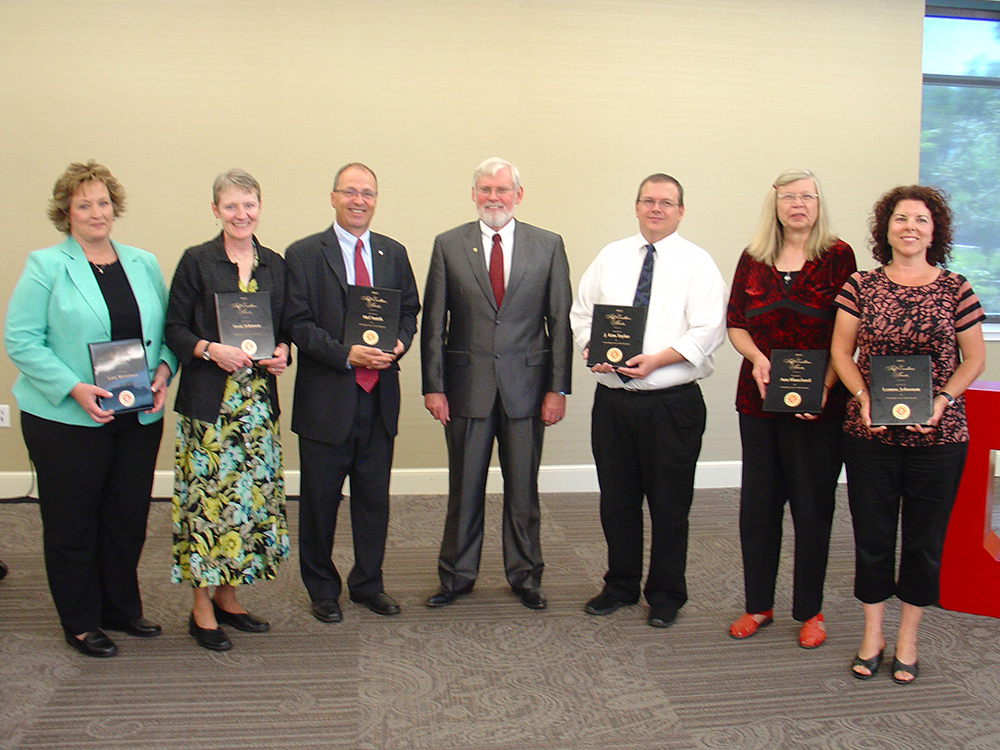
xmin=421 ymin=220 xmax=572 ymax=419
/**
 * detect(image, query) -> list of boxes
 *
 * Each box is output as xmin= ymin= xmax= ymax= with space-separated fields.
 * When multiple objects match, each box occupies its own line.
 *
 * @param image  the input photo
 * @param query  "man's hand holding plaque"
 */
xmin=345 ymin=286 xmax=401 ymax=354
xmin=587 ymin=304 xmax=647 ymax=372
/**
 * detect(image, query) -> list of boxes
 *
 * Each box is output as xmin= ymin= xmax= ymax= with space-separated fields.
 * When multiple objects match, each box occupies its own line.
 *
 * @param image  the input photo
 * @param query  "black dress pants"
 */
xmin=21 ymin=411 xmax=162 ymax=635
xmin=591 ymin=382 xmax=705 ymax=608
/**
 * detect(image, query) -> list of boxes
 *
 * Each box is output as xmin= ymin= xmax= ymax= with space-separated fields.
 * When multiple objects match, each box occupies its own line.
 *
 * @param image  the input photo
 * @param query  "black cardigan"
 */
xmin=165 ymin=233 xmax=288 ymax=423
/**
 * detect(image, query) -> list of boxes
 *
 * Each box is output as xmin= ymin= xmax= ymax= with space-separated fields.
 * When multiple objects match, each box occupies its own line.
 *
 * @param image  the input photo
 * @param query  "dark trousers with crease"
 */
xmin=591 ymin=382 xmax=705 ymax=609
xmin=21 ymin=411 xmax=162 ymax=635
xmin=437 ymin=394 xmax=545 ymax=592
xmin=298 ymin=383 xmax=393 ymax=602
xmin=738 ymin=414 xmax=843 ymax=621
xmin=844 ymin=435 xmax=966 ymax=607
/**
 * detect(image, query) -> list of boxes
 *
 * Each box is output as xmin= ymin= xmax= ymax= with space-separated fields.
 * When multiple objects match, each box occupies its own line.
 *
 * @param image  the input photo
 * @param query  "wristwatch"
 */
xmin=202 ymin=343 xmax=213 ymax=361
xmin=937 ymin=391 xmax=956 ymax=407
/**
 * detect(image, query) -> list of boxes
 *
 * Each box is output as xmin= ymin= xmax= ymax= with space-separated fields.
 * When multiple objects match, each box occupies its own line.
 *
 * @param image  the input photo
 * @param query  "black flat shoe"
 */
xmin=0 ymin=560 xmax=7 ymax=581
xmin=65 ymin=629 xmax=118 ymax=658
xmin=350 ymin=591 xmax=401 ymax=616
xmin=851 ymin=649 xmax=884 ymax=680
xmin=102 ymin=616 xmax=162 ymax=637
xmin=188 ymin=614 xmax=232 ymax=651
xmin=212 ymin=601 xmax=270 ymax=632
xmin=311 ymin=599 xmax=343 ymax=623
xmin=513 ymin=587 xmax=547 ymax=610
xmin=584 ymin=591 xmax=635 ymax=616
xmin=648 ymin=604 xmax=678 ymax=628
xmin=892 ymin=657 xmax=920 ymax=684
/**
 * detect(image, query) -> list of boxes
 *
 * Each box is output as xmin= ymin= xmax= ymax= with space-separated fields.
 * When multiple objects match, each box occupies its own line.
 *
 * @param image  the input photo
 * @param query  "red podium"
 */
xmin=939 ymin=381 xmax=1000 ymax=618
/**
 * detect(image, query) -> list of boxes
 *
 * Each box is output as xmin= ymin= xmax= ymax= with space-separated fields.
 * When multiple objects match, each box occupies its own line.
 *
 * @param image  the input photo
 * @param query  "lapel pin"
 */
xmin=378 ymin=249 xmax=384 ymax=256
xmin=473 ymin=247 xmax=479 ymax=253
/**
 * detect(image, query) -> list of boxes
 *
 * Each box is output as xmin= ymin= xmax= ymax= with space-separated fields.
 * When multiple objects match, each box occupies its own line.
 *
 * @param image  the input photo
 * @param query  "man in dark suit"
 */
xmin=285 ymin=163 xmax=420 ymax=623
xmin=421 ymin=157 xmax=572 ymax=610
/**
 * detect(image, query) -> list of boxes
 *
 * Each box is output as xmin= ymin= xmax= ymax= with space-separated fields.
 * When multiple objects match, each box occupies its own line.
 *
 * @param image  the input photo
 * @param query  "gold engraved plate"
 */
xmin=892 ymin=404 xmax=911 ymax=421
xmin=606 ymin=347 xmax=623 ymax=364
xmin=363 ymin=330 xmax=379 ymax=346
xmin=783 ymin=392 xmax=802 ymax=408
xmin=241 ymin=339 xmax=258 ymax=357
xmin=118 ymin=390 xmax=135 ymax=408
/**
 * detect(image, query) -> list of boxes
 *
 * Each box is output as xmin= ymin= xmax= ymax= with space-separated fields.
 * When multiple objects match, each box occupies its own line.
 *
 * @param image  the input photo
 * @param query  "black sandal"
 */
xmin=850 ymin=649 xmax=884 ymax=680
xmin=891 ymin=658 xmax=919 ymax=684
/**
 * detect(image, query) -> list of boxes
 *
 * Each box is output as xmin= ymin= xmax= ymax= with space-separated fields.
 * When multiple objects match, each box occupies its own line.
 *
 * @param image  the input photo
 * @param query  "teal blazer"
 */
xmin=4 ymin=236 xmax=177 ymax=427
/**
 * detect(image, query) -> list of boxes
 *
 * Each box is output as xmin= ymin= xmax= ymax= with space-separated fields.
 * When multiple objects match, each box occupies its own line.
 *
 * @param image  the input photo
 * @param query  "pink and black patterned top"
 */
xmin=834 ymin=267 xmax=984 ymax=446
xmin=727 ymin=240 xmax=857 ymax=420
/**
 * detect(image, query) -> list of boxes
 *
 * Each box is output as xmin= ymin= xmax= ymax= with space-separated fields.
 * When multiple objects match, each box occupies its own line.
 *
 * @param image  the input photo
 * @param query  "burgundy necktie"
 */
xmin=489 ymin=233 xmax=504 ymax=307
xmin=353 ymin=238 xmax=379 ymax=392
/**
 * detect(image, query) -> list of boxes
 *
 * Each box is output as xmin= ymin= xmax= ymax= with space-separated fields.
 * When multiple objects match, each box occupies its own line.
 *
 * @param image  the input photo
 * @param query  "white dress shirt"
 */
xmin=570 ymin=231 xmax=728 ymax=390
xmin=479 ymin=218 xmax=515 ymax=287
xmin=335 ymin=222 xmax=373 ymax=285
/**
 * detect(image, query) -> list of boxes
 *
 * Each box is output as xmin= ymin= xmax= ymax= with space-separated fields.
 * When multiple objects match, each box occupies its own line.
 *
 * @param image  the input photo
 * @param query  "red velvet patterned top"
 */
xmin=727 ymin=240 xmax=857 ymax=420
xmin=834 ymin=267 xmax=984 ymax=446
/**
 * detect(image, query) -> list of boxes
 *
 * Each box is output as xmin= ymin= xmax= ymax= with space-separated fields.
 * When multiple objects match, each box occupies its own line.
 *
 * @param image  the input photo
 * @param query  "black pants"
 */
xmin=738 ymin=414 xmax=843 ymax=621
xmin=591 ymin=382 xmax=705 ymax=608
xmin=298 ymin=383 xmax=393 ymax=602
xmin=21 ymin=411 xmax=162 ymax=635
xmin=844 ymin=435 xmax=966 ymax=607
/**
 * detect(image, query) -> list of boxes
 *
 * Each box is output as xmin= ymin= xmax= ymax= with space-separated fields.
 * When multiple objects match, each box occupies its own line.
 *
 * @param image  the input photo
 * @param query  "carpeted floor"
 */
xmin=1 ymin=488 xmax=999 ymax=750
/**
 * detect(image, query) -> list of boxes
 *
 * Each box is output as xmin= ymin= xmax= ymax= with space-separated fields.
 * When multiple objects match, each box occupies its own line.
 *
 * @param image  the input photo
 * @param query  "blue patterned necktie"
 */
xmin=633 ymin=244 xmax=655 ymax=307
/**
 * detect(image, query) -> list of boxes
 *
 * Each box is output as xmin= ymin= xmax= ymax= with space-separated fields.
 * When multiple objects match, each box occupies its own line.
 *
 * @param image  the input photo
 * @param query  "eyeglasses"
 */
xmin=475 ymin=186 xmax=515 ymax=198
xmin=776 ymin=193 xmax=819 ymax=204
xmin=637 ymin=198 xmax=679 ymax=209
xmin=334 ymin=188 xmax=378 ymax=201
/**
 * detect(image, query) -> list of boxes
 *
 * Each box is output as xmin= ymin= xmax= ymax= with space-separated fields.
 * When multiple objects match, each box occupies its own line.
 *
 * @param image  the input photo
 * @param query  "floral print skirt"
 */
xmin=172 ymin=367 xmax=289 ymax=587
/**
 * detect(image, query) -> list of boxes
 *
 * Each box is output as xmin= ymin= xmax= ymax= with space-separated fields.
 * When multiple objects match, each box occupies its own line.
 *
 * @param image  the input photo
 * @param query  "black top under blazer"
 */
xmin=165 ymin=233 xmax=289 ymax=423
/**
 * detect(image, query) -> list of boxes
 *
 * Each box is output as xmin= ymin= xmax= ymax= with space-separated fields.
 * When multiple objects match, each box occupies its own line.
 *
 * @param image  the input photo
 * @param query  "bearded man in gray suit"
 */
xmin=421 ymin=157 xmax=573 ymax=610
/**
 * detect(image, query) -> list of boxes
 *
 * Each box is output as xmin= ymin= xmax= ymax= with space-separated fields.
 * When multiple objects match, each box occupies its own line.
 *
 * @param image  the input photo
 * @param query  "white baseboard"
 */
xmin=0 ymin=461 xmax=746 ymax=500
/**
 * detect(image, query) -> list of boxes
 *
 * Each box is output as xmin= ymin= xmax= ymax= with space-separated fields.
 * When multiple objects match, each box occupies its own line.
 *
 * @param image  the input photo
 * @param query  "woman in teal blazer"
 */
xmin=4 ymin=161 xmax=176 ymax=657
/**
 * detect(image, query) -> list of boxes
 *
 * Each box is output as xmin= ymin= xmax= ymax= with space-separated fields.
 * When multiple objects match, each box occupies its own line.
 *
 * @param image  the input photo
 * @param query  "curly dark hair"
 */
xmin=868 ymin=185 xmax=953 ymax=266
xmin=47 ymin=161 xmax=126 ymax=234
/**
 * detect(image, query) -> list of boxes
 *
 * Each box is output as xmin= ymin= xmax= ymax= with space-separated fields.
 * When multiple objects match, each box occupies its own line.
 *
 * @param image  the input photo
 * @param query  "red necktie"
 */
xmin=489 ymin=233 xmax=504 ymax=307
xmin=353 ymin=238 xmax=379 ymax=392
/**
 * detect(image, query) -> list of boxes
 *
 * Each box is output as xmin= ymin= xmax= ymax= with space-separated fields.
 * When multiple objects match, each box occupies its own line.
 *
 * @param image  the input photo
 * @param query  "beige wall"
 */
xmin=4 ymin=0 xmax=981 ymax=483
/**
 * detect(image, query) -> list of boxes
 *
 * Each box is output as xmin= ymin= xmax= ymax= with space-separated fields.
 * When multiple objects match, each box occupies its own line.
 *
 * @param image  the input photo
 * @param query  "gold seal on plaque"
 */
xmin=783 ymin=392 xmax=802 ymax=408
xmin=892 ymin=404 xmax=911 ymax=421
xmin=606 ymin=347 xmax=623 ymax=363
xmin=118 ymin=390 xmax=135 ymax=408
xmin=241 ymin=339 xmax=258 ymax=357
xmin=363 ymin=330 xmax=379 ymax=346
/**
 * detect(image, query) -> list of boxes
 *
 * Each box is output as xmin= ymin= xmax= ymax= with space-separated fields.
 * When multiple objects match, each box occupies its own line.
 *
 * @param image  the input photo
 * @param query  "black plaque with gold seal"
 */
xmin=587 ymin=304 xmax=647 ymax=368
xmin=88 ymin=338 xmax=154 ymax=413
xmin=763 ymin=349 xmax=828 ymax=413
xmin=215 ymin=291 xmax=274 ymax=361
xmin=869 ymin=354 xmax=932 ymax=426
xmin=345 ymin=286 xmax=401 ymax=354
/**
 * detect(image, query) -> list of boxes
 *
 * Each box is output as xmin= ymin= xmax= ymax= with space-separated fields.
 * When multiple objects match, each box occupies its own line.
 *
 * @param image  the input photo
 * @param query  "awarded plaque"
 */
xmin=587 ymin=304 xmax=647 ymax=368
xmin=763 ymin=349 xmax=828 ymax=413
xmin=869 ymin=354 xmax=932 ymax=426
xmin=345 ymin=286 xmax=401 ymax=353
xmin=88 ymin=338 xmax=154 ymax=413
xmin=215 ymin=292 xmax=274 ymax=361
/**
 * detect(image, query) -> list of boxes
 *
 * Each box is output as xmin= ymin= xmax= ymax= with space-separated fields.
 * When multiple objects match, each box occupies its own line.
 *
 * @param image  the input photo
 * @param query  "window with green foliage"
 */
xmin=921 ymin=2 xmax=1000 ymax=321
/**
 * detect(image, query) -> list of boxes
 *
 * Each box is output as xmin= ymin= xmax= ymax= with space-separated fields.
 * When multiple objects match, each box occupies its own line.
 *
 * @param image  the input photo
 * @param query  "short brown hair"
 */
xmin=636 ymin=173 xmax=684 ymax=206
xmin=47 ymin=161 xmax=126 ymax=234
xmin=869 ymin=185 xmax=954 ymax=266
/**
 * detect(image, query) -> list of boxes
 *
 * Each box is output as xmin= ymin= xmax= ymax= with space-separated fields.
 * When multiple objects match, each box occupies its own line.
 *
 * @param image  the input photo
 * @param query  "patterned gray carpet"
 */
xmin=1 ymin=488 xmax=999 ymax=750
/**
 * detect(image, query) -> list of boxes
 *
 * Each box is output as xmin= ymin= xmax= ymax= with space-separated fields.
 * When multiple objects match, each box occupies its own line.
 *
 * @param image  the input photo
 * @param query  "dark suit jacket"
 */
xmin=285 ymin=225 xmax=420 ymax=445
xmin=165 ymin=234 xmax=288 ymax=423
xmin=421 ymin=220 xmax=572 ymax=419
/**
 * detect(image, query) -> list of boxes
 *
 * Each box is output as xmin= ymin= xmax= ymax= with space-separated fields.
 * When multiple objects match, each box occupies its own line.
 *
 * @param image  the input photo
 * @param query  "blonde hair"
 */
xmin=746 ymin=168 xmax=837 ymax=265
xmin=48 ymin=161 xmax=126 ymax=234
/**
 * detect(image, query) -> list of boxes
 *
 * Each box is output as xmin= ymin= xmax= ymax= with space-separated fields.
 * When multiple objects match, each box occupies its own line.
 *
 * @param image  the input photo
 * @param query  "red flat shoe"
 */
xmin=798 ymin=613 xmax=826 ymax=649
xmin=728 ymin=610 xmax=774 ymax=639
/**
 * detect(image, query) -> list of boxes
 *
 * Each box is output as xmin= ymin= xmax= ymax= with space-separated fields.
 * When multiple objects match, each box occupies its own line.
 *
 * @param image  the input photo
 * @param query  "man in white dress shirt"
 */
xmin=570 ymin=173 xmax=727 ymax=628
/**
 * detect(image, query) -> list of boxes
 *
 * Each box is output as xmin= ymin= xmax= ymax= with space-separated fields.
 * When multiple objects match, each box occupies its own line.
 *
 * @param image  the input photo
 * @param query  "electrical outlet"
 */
xmin=0 ymin=405 xmax=9 ymax=428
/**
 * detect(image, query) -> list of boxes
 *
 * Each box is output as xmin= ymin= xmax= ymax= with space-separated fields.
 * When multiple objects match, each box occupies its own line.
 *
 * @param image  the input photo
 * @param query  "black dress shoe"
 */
xmin=584 ymin=590 xmax=634 ymax=616
xmin=350 ymin=591 xmax=401 ymax=616
xmin=513 ymin=587 xmax=547 ymax=610
xmin=102 ymin=616 xmax=163 ymax=637
xmin=647 ymin=604 xmax=678 ymax=628
xmin=212 ymin=601 xmax=270 ymax=632
xmin=311 ymin=599 xmax=343 ymax=623
xmin=425 ymin=586 xmax=473 ymax=608
xmin=65 ymin=629 xmax=118 ymax=657
xmin=188 ymin=614 xmax=232 ymax=651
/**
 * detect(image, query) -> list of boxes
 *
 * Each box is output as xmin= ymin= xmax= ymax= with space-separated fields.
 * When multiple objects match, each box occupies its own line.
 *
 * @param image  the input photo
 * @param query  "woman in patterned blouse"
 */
xmin=727 ymin=168 xmax=856 ymax=649
xmin=831 ymin=185 xmax=985 ymax=684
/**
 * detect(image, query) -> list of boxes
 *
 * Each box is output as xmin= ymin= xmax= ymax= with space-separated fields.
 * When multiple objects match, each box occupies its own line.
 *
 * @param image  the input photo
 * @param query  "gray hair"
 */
xmin=213 ymin=169 xmax=261 ymax=204
xmin=472 ymin=157 xmax=521 ymax=191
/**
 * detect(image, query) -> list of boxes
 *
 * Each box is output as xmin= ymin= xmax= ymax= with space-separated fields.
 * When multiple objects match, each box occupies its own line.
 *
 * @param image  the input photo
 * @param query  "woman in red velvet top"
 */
xmin=726 ymin=169 xmax=856 ymax=648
